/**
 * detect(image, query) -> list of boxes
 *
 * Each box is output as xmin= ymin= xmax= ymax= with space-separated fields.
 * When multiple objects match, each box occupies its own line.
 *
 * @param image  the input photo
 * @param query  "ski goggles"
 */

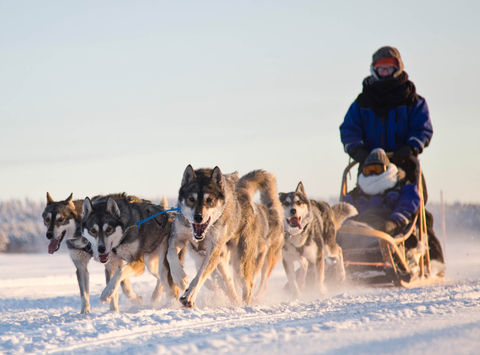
xmin=362 ymin=164 xmax=386 ymax=176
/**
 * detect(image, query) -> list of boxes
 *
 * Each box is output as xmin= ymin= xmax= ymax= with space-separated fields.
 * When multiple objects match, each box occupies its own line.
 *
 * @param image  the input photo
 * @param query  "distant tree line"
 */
xmin=0 ymin=199 xmax=46 ymax=253
xmin=0 ymin=199 xmax=479 ymax=253
xmin=428 ymin=202 xmax=480 ymax=236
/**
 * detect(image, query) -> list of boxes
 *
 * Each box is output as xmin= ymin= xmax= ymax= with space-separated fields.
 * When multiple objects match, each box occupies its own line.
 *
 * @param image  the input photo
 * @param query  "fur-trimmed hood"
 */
xmin=358 ymin=164 xmax=406 ymax=195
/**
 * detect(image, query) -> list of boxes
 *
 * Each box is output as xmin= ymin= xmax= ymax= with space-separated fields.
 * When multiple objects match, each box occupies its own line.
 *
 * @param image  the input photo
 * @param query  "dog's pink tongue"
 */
xmin=290 ymin=217 xmax=302 ymax=229
xmin=48 ymin=239 xmax=60 ymax=254
xmin=193 ymin=224 xmax=203 ymax=236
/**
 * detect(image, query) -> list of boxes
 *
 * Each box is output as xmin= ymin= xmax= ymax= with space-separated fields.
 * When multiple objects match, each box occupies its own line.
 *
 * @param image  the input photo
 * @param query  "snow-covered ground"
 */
xmin=1 ymin=234 xmax=480 ymax=354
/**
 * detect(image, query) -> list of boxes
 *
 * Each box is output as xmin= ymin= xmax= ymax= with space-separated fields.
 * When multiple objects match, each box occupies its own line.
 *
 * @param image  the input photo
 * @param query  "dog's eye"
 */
xmin=44 ymin=217 xmax=51 ymax=224
xmin=282 ymin=201 xmax=290 ymax=207
xmin=105 ymin=226 xmax=113 ymax=234
xmin=188 ymin=196 xmax=195 ymax=203
xmin=57 ymin=218 xmax=64 ymax=223
xmin=89 ymin=228 xmax=97 ymax=235
xmin=295 ymin=201 xmax=302 ymax=206
xmin=206 ymin=197 xmax=213 ymax=205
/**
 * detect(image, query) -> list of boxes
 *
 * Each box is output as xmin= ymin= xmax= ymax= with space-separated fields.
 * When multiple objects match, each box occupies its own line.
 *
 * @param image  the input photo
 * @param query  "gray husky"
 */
xmin=279 ymin=182 xmax=357 ymax=297
xmin=81 ymin=194 xmax=180 ymax=310
xmin=42 ymin=192 xmax=140 ymax=313
xmin=167 ymin=166 xmax=284 ymax=308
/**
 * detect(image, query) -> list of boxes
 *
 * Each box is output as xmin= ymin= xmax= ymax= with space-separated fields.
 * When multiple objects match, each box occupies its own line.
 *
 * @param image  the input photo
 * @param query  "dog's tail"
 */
xmin=331 ymin=202 xmax=358 ymax=231
xmin=237 ymin=169 xmax=283 ymax=222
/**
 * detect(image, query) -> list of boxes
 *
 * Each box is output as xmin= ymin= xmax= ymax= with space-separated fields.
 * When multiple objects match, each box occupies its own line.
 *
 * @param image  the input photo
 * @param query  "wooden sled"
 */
xmin=338 ymin=158 xmax=445 ymax=288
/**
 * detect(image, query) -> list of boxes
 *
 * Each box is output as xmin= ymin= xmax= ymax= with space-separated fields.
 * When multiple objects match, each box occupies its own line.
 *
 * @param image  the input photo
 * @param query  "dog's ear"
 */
xmin=182 ymin=165 xmax=196 ymax=186
xmin=66 ymin=193 xmax=76 ymax=210
xmin=211 ymin=166 xmax=224 ymax=189
xmin=278 ymin=192 xmax=286 ymax=203
xmin=295 ymin=182 xmax=306 ymax=196
xmin=46 ymin=192 xmax=54 ymax=205
xmin=82 ymin=197 xmax=93 ymax=219
xmin=106 ymin=197 xmax=121 ymax=219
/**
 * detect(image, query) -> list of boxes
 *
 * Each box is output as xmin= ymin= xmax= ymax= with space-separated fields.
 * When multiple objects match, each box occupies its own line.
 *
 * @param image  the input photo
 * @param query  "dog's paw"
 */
xmin=180 ymin=289 xmax=195 ymax=308
xmin=80 ymin=307 xmax=90 ymax=314
xmin=100 ymin=288 xmax=113 ymax=304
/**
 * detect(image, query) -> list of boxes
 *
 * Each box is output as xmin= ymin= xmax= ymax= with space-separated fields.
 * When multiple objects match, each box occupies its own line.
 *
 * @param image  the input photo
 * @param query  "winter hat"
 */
xmin=363 ymin=148 xmax=390 ymax=167
xmin=371 ymin=46 xmax=404 ymax=78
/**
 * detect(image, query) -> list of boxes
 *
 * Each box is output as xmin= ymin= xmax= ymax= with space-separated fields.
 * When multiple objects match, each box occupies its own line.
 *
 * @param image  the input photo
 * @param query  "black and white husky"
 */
xmin=81 ymin=194 xmax=180 ymax=310
xmin=279 ymin=182 xmax=357 ymax=297
xmin=42 ymin=192 xmax=140 ymax=313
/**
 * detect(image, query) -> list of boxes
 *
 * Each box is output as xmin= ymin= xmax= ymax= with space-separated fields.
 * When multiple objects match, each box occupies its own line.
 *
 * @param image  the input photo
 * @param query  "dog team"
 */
xmin=42 ymin=165 xmax=357 ymax=313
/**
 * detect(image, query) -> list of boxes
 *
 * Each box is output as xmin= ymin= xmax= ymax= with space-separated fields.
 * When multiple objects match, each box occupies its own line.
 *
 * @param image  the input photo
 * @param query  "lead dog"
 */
xmin=167 ymin=166 xmax=283 ymax=308
xmin=279 ymin=182 xmax=357 ymax=297
xmin=81 ymin=194 xmax=180 ymax=310
xmin=42 ymin=192 xmax=140 ymax=313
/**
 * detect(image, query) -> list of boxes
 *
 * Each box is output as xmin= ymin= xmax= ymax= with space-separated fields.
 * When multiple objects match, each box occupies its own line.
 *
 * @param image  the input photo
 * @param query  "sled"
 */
xmin=337 ymin=157 xmax=444 ymax=288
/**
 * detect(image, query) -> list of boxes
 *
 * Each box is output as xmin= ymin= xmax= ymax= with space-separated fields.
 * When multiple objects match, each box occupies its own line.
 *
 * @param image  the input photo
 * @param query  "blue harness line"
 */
xmin=136 ymin=207 xmax=181 ymax=227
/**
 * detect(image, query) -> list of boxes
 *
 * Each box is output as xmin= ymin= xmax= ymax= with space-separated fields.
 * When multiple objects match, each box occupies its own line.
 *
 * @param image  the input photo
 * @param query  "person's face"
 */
xmin=375 ymin=65 xmax=396 ymax=78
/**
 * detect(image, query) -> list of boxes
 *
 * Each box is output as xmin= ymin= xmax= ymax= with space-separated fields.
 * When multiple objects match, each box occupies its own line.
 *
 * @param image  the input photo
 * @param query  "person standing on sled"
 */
xmin=342 ymin=148 xmax=445 ymax=275
xmin=339 ymin=45 xmax=432 ymax=188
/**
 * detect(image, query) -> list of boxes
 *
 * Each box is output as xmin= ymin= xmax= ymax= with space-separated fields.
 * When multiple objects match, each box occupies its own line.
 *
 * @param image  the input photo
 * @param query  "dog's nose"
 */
xmin=46 ymin=231 xmax=53 ymax=240
xmin=290 ymin=208 xmax=296 ymax=215
xmin=98 ymin=245 xmax=106 ymax=254
xmin=194 ymin=214 xmax=203 ymax=223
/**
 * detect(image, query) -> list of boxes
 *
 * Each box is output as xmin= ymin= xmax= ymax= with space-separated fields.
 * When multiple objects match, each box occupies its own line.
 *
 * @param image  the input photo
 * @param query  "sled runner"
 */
xmin=337 ymin=158 xmax=444 ymax=288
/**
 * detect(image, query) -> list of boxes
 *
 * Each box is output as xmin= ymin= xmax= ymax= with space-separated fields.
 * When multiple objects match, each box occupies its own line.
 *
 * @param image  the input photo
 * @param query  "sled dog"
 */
xmin=279 ymin=182 xmax=357 ymax=297
xmin=167 ymin=166 xmax=283 ymax=308
xmin=81 ymin=193 xmax=180 ymax=310
xmin=42 ymin=192 xmax=140 ymax=313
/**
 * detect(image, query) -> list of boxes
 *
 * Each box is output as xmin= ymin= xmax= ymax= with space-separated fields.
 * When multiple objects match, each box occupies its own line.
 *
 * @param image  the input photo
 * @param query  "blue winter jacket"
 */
xmin=340 ymin=96 xmax=433 ymax=155
xmin=343 ymin=183 xmax=420 ymax=225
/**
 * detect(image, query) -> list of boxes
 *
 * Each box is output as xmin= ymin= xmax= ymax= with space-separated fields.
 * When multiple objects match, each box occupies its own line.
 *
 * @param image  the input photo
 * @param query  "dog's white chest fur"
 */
xmin=302 ymin=242 xmax=318 ymax=263
xmin=288 ymin=233 xmax=309 ymax=249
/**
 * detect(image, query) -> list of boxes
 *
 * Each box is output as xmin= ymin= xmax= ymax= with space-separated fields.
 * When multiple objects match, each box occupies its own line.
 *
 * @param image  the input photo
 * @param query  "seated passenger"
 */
xmin=342 ymin=148 xmax=445 ymax=275
xmin=343 ymin=148 xmax=419 ymax=235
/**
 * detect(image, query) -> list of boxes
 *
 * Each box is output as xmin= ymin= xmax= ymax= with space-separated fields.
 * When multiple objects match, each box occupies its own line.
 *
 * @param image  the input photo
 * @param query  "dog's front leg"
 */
xmin=101 ymin=259 xmax=145 ymax=310
xmin=180 ymin=243 xmax=222 ymax=308
xmin=71 ymin=252 xmax=91 ymax=314
xmin=108 ymin=255 xmax=143 ymax=305
xmin=166 ymin=234 xmax=188 ymax=291
xmin=282 ymin=256 xmax=301 ymax=299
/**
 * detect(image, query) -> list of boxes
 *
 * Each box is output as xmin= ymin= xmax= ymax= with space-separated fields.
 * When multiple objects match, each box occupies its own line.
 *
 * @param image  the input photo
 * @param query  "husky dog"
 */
xmin=42 ymin=192 xmax=140 ymax=313
xmin=82 ymin=194 xmax=180 ymax=310
xmin=167 ymin=166 xmax=283 ymax=308
xmin=279 ymin=182 xmax=357 ymax=297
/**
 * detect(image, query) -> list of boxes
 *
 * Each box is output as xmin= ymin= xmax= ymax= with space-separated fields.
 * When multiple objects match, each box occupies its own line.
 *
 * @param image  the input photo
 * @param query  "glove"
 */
xmin=349 ymin=146 xmax=369 ymax=164
xmin=390 ymin=212 xmax=409 ymax=227
xmin=392 ymin=145 xmax=420 ymax=164
xmin=392 ymin=145 xmax=413 ymax=163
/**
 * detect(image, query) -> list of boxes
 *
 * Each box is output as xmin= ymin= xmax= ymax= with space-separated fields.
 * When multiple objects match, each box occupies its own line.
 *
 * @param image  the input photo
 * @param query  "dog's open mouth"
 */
xmin=48 ymin=230 xmax=66 ymax=254
xmin=287 ymin=216 xmax=302 ymax=229
xmin=99 ymin=253 xmax=109 ymax=263
xmin=192 ymin=217 xmax=211 ymax=241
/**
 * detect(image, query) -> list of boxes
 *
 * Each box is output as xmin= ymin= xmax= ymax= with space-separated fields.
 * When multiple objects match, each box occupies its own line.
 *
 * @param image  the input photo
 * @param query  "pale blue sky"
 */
xmin=1 ymin=0 xmax=479 ymax=203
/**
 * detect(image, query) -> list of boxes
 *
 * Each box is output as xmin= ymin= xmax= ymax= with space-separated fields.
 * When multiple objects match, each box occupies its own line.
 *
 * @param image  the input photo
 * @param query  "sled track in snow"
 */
xmin=8 ymin=279 xmax=479 ymax=354
xmin=45 ymin=306 xmax=319 ymax=354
